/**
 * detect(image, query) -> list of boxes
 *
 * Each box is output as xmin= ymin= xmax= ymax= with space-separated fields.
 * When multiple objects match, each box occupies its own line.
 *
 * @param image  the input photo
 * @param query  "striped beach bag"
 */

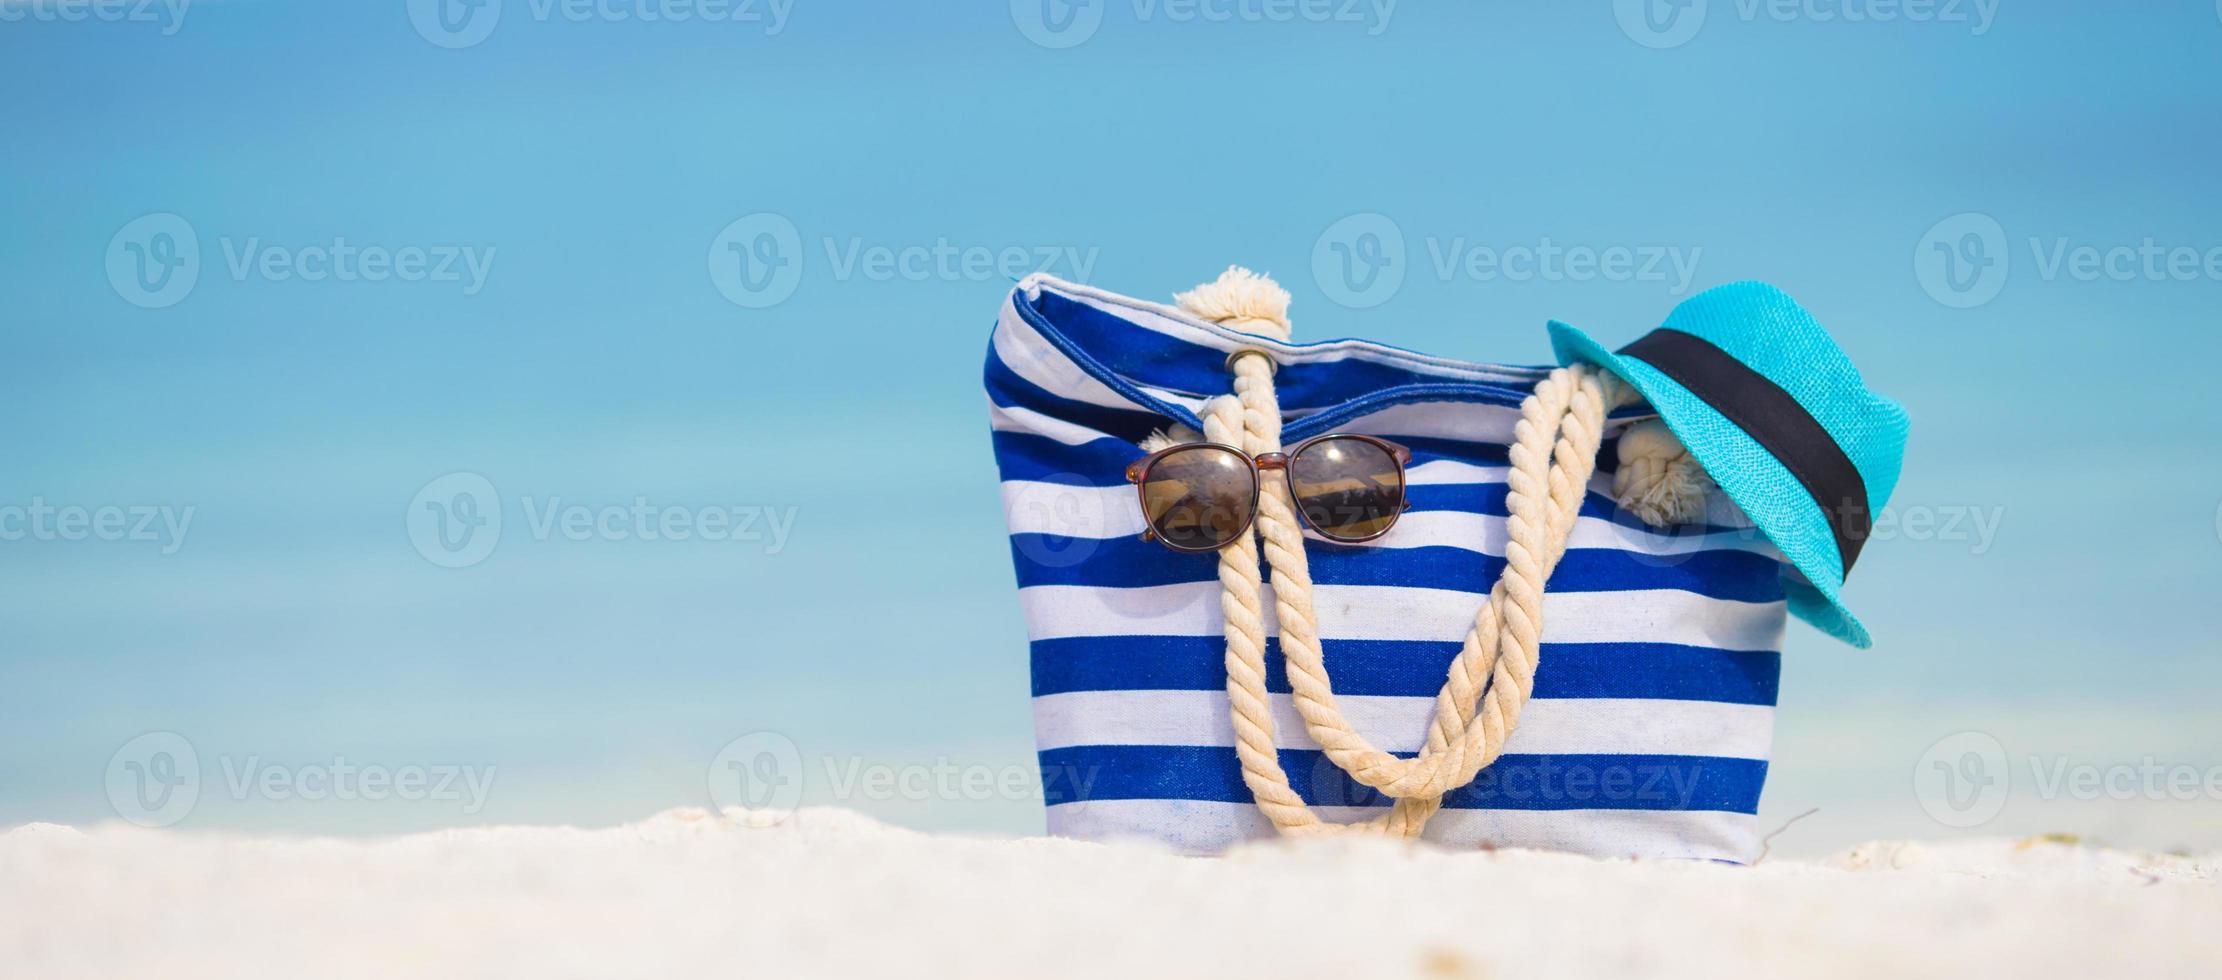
xmin=986 ymin=269 xmax=1875 ymax=863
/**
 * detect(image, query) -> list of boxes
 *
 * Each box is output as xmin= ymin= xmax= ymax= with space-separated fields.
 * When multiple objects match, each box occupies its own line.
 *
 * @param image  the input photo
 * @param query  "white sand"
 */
xmin=5 ymin=808 xmax=2219 ymax=979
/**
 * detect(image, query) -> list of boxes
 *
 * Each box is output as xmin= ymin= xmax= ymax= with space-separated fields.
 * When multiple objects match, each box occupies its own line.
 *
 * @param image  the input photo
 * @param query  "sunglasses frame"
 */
xmin=1123 ymin=434 xmax=1415 ymax=553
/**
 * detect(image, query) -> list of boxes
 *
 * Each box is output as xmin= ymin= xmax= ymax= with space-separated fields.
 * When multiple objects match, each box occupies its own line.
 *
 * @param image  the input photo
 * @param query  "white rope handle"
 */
xmin=1176 ymin=268 xmax=1637 ymax=839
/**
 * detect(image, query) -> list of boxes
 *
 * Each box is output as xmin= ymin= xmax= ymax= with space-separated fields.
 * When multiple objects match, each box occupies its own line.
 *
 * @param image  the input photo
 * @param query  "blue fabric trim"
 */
xmin=1029 ymin=637 xmax=1782 ymax=704
xmin=984 ymin=345 xmax=1173 ymax=445
xmin=989 ymin=431 xmax=1142 ymax=484
xmin=1038 ymin=745 xmax=1768 ymax=813
xmin=1011 ymin=285 xmax=1547 ymax=427
xmin=1010 ymin=537 xmax=1784 ymax=599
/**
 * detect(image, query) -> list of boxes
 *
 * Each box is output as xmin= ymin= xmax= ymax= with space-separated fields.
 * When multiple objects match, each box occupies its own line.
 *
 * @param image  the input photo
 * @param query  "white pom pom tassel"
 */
xmin=1139 ymin=422 xmax=1205 ymax=453
xmin=1613 ymin=419 xmax=1714 ymax=527
xmin=1143 ymin=267 xmax=1288 ymax=451
xmin=1173 ymin=266 xmax=1292 ymax=342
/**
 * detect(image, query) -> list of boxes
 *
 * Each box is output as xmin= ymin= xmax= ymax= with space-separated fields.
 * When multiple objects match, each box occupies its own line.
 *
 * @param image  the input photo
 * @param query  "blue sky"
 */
xmin=4 ymin=1 xmax=2220 ymax=852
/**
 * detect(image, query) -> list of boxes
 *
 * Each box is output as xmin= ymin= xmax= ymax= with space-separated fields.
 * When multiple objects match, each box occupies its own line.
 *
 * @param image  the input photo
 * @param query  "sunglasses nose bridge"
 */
xmin=1253 ymin=452 xmax=1289 ymax=471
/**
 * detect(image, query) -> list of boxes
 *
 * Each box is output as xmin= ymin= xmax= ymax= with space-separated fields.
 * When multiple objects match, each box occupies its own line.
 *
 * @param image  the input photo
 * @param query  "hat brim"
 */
xmin=1550 ymin=320 xmax=1872 ymax=649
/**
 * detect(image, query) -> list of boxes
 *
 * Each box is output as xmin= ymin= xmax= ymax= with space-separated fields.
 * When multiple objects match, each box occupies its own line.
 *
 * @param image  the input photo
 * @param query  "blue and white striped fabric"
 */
xmin=987 ymin=275 xmax=1787 ymax=863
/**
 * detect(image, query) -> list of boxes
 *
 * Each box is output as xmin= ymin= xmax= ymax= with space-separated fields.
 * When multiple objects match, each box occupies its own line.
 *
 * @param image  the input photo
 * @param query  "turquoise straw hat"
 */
xmin=1549 ymin=282 xmax=1910 ymax=648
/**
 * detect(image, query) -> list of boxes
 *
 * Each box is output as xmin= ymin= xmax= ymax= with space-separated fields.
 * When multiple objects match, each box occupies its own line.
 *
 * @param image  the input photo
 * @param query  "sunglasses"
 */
xmin=1124 ymin=434 xmax=1414 ymax=553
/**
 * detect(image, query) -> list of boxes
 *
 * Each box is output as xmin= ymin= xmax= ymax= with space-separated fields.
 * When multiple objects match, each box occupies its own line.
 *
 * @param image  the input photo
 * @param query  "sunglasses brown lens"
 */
xmin=1289 ymin=437 xmax=1405 ymax=541
xmin=1139 ymin=445 xmax=1256 ymax=552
